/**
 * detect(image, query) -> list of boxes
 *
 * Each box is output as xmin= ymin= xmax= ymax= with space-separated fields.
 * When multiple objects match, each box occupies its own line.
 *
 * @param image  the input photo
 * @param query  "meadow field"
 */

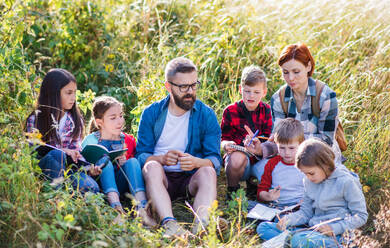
xmin=1 ymin=0 xmax=389 ymax=246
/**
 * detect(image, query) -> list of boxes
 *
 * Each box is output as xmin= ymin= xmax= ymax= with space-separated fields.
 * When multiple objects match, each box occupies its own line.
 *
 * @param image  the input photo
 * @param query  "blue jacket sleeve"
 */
xmin=202 ymin=108 xmax=222 ymax=174
xmin=135 ymin=107 xmax=156 ymax=167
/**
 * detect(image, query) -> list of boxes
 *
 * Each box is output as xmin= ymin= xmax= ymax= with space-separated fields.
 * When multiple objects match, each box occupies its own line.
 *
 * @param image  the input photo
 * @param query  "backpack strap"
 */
xmin=278 ymin=85 xmax=289 ymax=117
xmin=311 ymin=80 xmax=325 ymax=118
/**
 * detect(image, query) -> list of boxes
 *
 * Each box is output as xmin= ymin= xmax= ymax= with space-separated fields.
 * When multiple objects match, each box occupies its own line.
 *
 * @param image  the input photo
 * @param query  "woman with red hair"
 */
xmin=270 ymin=43 xmax=343 ymax=163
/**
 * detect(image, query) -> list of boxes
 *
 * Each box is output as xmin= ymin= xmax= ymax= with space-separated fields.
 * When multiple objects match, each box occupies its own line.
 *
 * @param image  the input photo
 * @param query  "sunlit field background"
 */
xmin=1 ymin=0 xmax=389 ymax=246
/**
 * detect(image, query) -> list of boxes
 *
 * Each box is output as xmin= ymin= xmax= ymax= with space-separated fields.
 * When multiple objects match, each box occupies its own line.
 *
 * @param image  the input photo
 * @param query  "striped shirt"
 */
xmin=270 ymin=77 xmax=339 ymax=146
xmin=26 ymin=112 xmax=81 ymax=150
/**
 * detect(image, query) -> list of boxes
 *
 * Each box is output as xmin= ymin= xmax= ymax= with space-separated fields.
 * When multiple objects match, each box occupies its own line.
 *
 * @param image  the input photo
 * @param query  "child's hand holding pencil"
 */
xmin=243 ymin=125 xmax=262 ymax=155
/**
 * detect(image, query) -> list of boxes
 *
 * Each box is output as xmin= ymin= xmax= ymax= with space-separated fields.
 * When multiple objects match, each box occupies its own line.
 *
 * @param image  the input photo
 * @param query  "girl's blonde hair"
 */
xmin=88 ymin=96 xmax=123 ymax=133
xmin=295 ymin=138 xmax=335 ymax=178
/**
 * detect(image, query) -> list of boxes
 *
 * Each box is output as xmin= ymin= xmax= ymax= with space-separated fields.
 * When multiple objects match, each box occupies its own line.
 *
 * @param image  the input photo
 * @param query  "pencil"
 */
xmin=248 ymin=130 xmax=259 ymax=146
xmin=257 ymin=136 xmax=269 ymax=140
xmin=276 ymin=213 xmax=281 ymax=223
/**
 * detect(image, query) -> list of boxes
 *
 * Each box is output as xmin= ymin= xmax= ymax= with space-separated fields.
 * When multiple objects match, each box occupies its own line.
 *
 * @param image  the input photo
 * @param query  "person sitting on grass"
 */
xmin=220 ymin=65 xmax=273 ymax=200
xmin=257 ymin=138 xmax=368 ymax=247
xmin=254 ymin=118 xmax=305 ymax=208
xmin=271 ymin=43 xmax=344 ymax=164
xmin=136 ymin=57 xmax=224 ymax=237
xmin=81 ymin=96 xmax=156 ymax=227
xmin=25 ymin=68 xmax=100 ymax=193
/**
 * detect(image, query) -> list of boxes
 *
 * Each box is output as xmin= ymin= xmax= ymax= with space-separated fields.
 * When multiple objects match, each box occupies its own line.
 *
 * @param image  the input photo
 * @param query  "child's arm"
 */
xmin=221 ymin=140 xmax=237 ymax=153
xmin=258 ymin=186 xmax=281 ymax=202
xmin=285 ymin=193 xmax=314 ymax=227
xmin=328 ymin=178 xmax=368 ymax=235
xmin=257 ymin=161 xmax=278 ymax=202
xmin=220 ymin=106 xmax=236 ymax=147
xmin=262 ymin=104 xmax=273 ymax=138
xmin=62 ymin=148 xmax=82 ymax=162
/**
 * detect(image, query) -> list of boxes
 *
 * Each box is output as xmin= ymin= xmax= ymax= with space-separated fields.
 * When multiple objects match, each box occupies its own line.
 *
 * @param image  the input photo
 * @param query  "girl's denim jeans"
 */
xmin=99 ymin=157 xmax=146 ymax=195
xmin=39 ymin=149 xmax=100 ymax=193
xmin=257 ymin=222 xmax=343 ymax=248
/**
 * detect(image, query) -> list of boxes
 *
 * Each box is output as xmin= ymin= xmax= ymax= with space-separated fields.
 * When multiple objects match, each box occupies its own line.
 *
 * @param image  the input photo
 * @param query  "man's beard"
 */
xmin=172 ymin=90 xmax=196 ymax=111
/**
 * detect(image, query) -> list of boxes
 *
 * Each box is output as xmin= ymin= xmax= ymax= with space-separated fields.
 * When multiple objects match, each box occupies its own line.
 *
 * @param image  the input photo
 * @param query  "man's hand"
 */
xmin=89 ymin=164 xmax=102 ymax=177
xmin=62 ymin=148 xmax=81 ymax=163
xmin=178 ymin=152 xmax=199 ymax=171
xmin=222 ymin=141 xmax=237 ymax=154
xmin=243 ymin=125 xmax=262 ymax=156
xmin=316 ymin=224 xmax=335 ymax=236
xmin=276 ymin=216 xmax=288 ymax=231
xmin=162 ymin=150 xmax=181 ymax=166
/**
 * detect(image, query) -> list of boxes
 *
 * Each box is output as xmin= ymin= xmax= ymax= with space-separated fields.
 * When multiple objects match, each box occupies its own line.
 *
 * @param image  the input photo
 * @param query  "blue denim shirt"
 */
xmin=135 ymin=95 xmax=222 ymax=174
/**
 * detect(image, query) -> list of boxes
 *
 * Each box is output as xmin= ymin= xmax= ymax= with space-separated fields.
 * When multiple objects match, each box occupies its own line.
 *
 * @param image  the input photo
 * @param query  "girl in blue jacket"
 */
xmin=257 ymin=138 xmax=368 ymax=248
xmin=82 ymin=96 xmax=156 ymax=227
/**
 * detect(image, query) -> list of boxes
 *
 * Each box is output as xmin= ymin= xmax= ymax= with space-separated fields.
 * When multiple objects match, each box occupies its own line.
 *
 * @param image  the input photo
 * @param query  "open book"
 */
xmin=34 ymin=144 xmax=91 ymax=168
xmin=80 ymin=144 xmax=127 ymax=164
xmin=247 ymin=203 xmax=300 ymax=221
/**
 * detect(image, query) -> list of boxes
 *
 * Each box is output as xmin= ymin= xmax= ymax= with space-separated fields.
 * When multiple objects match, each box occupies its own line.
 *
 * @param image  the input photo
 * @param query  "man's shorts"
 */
xmin=166 ymin=171 xmax=194 ymax=201
xmin=224 ymin=153 xmax=252 ymax=181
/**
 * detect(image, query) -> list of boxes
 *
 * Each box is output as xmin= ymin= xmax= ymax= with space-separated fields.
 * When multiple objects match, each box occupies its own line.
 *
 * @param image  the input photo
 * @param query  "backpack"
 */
xmin=278 ymin=80 xmax=347 ymax=151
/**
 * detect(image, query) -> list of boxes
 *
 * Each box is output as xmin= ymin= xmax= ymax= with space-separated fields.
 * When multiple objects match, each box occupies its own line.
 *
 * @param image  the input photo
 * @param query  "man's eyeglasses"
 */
xmin=168 ymin=81 xmax=200 ymax=93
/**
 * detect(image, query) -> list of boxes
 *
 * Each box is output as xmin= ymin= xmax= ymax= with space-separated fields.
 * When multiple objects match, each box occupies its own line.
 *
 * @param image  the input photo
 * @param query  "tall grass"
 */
xmin=1 ymin=0 xmax=389 ymax=246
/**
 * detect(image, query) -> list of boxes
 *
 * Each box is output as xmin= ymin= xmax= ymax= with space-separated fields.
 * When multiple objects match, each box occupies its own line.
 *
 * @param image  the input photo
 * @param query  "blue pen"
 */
xmin=248 ymin=129 xmax=259 ymax=146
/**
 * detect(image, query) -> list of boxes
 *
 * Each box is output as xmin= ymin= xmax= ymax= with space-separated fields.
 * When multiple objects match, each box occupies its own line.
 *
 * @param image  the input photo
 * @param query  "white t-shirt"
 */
xmin=153 ymin=109 xmax=190 ymax=172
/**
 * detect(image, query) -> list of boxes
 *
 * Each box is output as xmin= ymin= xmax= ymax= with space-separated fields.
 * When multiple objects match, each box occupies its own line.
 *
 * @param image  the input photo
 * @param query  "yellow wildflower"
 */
xmin=64 ymin=214 xmax=75 ymax=223
xmin=57 ymin=201 xmax=65 ymax=210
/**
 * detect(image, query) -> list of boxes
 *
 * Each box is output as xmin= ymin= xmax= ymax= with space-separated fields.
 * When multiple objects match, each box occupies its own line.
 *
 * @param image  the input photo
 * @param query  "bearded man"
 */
xmin=136 ymin=57 xmax=222 ymax=236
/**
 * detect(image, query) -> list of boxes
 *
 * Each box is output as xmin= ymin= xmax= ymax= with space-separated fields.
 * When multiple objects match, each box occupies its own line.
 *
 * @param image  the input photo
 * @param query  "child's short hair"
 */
xmin=295 ymin=138 xmax=336 ymax=178
xmin=274 ymin=118 xmax=305 ymax=144
xmin=241 ymin=65 xmax=267 ymax=87
xmin=89 ymin=96 xmax=123 ymax=133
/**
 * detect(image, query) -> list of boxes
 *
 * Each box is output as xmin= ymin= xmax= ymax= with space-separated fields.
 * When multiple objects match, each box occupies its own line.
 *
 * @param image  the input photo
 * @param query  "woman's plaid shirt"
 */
xmin=270 ymin=78 xmax=339 ymax=146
